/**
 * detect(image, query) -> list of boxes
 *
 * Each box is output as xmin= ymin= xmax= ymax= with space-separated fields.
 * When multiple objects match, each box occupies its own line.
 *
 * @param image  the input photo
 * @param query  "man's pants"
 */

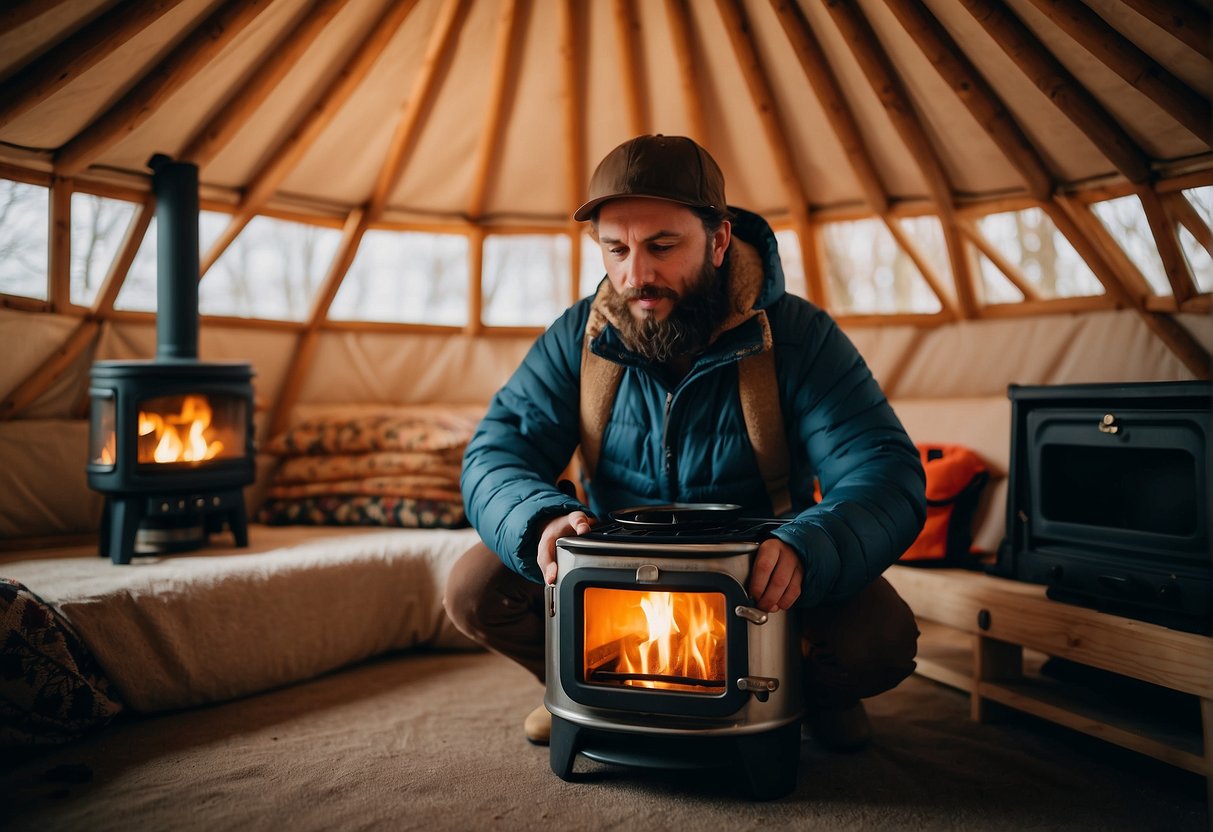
xmin=443 ymin=541 xmax=919 ymax=710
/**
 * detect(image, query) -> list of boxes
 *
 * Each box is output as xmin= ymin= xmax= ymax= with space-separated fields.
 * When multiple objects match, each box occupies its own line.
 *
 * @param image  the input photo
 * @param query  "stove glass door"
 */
xmin=582 ymin=587 xmax=727 ymax=695
xmin=135 ymin=392 xmax=248 ymax=465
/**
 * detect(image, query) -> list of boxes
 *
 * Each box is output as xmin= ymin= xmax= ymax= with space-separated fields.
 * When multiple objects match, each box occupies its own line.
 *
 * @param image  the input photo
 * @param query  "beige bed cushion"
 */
xmin=2 ymin=525 xmax=481 ymax=712
xmin=890 ymin=396 xmax=1011 ymax=556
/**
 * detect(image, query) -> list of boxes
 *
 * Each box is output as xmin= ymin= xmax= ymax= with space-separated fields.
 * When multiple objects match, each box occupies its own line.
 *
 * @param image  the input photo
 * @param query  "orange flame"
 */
xmin=138 ymin=395 xmax=225 ymax=463
xmin=583 ymin=588 xmax=727 ymax=694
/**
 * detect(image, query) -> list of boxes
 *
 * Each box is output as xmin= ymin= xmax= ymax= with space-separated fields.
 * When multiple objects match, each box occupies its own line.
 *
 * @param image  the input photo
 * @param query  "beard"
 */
xmin=603 ymin=250 xmax=731 ymax=364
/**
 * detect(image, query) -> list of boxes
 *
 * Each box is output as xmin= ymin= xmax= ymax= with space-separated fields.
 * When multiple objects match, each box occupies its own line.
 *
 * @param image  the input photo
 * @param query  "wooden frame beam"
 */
xmin=201 ymin=0 xmax=422 ymax=276
xmin=958 ymin=219 xmax=1042 ymax=302
xmin=959 ymin=0 xmax=1152 ymax=184
xmin=663 ymin=0 xmax=708 ymax=144
xmin=48 ymin=176 xmax=72 ymax=313
xmin=715 ymin=0 xmax=819 ymax=304
xmin=823 ymin=0 xmax=979 ymax=318
xmin=0 ymin=0 xmax=187 ymax=131
xmin=1137 ymin=185 xmax=1198 ymax=303
xmin=181 ymin=0 xmax=351 ymax=167
xmin=466 ymin=0 xmax=526 ymax=220
xmin=1117 ymin=0 xmax=1211 ymax=56
xmin=614 ymin=0 xmax=648 ymax=136
xmin=366 ymin=0 xmax=470 ymax=222
xmin=465 ymin=226 xmax=486 ymax=336
xmin=92 ymin=196 xmax=155 ymax=317
xmin=1021 ymin=0 xmax=1210 ymax=140
xmin=1163 ymin=191 xmax=1213 ymax=260
xmin=55 ymin=0 xmax=273 ymax=177
xmin=885 ymin=0 xmax=1055 ymax=202
xmin=884 ymin=217 xmax=962 ymax=309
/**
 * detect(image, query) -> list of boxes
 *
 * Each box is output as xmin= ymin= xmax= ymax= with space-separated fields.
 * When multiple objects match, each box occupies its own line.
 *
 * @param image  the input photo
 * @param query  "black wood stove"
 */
xmin=86 ymin=155 xmax=254 ymax=564
xmin=546 ymin=504 xmax=804 ymax=800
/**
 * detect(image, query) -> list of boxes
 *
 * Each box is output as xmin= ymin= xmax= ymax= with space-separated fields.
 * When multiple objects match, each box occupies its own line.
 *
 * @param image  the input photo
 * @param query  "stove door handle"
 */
xmin=735 ymin=605 xmax=769 ymax=625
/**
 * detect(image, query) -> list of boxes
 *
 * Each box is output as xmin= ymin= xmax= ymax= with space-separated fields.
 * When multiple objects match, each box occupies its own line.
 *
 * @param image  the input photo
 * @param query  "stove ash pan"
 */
xmin=87 ymin=360 xmax=255 ymax=564
xmin=545 ymin=538 xmax=804 ymax=799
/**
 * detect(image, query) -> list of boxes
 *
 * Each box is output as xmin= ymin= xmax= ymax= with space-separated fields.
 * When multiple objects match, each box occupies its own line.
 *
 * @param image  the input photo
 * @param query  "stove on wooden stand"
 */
xmin=86 ymin=154 xmax=255 ymax=564
xmin=546 ymin=504 xmax=804 ymax=800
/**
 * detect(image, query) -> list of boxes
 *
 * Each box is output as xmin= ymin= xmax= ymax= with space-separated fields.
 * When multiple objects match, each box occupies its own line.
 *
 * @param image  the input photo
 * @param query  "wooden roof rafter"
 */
xmin=663 ymin=0 xmax=709 ymax=145
xmin=560 ymin=0 xmax=588 ymax=305
xmin=180 ymin=0 xmax=354 ymax=168
xmin=958 ymin=0 xmax=1153 ymax=185
xmin=54 ymin=0 xmax=275 ymax=178
xmin=822 ymin=0 xmax=980 ymax=319
xmin=1117 ymin=0 xmax=1211 ymax=56
xmin=768 ymin=0 xmax=959 ymax=318
xmin=1163 ymin=191 xmax=1213 ymax=261
xmin=1019 ymin=0 xmax=1211 ymax=141
xmin=0 ymin=0 xmax=190 ymax=131
xmin=714 ymin=0 xmax=822 ymax=306
xmin=614 ymin=0 xmax=648 ymax=137
xmin=466 ymin=0 xmax=528 ymax=221
xmin=200 ymin=0 xmax=425 ymax=278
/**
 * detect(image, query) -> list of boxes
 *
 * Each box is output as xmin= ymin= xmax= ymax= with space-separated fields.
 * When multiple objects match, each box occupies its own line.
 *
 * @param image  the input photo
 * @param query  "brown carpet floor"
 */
xmin=3 ymin=650 xmax=1207 ymax=831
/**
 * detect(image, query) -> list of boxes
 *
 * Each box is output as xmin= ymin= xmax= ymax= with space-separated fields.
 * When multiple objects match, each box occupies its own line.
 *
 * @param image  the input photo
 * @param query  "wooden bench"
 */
xmin=884 ymin=564 xmax=1213 ymax=806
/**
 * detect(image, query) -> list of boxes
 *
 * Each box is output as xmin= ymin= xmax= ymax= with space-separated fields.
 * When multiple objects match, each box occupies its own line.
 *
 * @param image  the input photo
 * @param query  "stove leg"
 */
xmin=549 ymin=715 xmax=583 ymax=781
xmin=105 ymin=497 xmax=142 ymax=566
xmin=733 ymin=720 xmax=801 ymax=801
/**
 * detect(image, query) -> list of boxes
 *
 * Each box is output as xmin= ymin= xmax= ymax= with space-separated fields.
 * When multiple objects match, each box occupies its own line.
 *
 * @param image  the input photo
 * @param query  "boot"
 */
xmin=524 ymin=703 xmax=551 ymax=745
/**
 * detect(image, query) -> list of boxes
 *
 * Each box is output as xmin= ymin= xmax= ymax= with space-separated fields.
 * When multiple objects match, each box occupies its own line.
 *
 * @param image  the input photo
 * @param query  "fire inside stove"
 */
xmin=582 ymin=587 xmax=728 ymax=695
xmin=91 ymin=392 xmax=248 ymax=468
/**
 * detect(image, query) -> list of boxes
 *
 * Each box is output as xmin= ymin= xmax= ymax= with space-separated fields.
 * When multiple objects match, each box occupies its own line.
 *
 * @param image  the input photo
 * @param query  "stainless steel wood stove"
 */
xmin=546 ymin=504 xmax=804 ymax=800
xmin=86 ymin=155 xmax=254 ymax=564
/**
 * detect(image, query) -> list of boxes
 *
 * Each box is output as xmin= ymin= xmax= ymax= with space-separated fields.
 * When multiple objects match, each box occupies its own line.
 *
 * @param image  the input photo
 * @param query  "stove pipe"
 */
xmin=148 ymin=153 xmax=199 ymax=362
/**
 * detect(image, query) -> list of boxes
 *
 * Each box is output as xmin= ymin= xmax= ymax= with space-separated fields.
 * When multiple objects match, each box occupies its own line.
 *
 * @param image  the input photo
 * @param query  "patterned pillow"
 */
xmin=266 ymin=406 xmax=483 ymax=456
xmin=274 ymin=451 xmax=463 ymax=485
xmin=1 ymin=578 xmax=123 ymax=746
xmin=266 ymin=476 xmax=463 ymax=503
xmin=256 ymin=495 xmax=467 ymax=529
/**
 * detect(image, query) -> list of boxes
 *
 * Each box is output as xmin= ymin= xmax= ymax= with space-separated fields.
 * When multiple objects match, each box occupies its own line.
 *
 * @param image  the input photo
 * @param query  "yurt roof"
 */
xmin=0 ymin=0 xmax=1209 ymax=356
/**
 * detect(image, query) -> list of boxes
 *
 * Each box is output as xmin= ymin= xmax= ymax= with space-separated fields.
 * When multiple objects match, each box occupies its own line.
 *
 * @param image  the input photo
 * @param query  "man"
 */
xmin=446 ymin=134 xmax=926 ymax=752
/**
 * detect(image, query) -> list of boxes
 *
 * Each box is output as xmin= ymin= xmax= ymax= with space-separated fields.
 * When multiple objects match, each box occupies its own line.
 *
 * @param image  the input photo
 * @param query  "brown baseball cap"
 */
xmin=573 ymin=134 xmax=727 ymax=222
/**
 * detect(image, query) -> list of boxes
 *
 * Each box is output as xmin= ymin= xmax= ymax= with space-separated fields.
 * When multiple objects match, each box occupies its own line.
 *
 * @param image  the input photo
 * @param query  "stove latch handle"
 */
xmin=734 ymin=605 xmax=768 ymax=625
xmin=737 ymin=676 xmax=779 ymax=702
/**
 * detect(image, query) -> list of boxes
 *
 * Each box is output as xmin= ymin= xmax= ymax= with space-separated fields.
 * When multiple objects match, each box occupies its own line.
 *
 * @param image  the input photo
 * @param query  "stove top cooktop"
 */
xmin=574 ymin=517 xmax=785 ymax=545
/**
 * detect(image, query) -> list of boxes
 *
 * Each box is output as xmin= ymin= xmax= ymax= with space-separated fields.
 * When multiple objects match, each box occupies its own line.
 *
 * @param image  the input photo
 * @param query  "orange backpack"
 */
xmin=900 ymin=444 xmax=989 ymax=567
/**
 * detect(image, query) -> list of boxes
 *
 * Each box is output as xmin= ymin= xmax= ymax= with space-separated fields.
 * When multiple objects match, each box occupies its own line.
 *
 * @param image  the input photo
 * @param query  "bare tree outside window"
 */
xmin=821 ymin=218 xmax=940 ymax=314
xmin=1179 ymin=188 xmax=1212 ymax=293
xmin=1091 ymin=197 xmax=1170 ymax=295
xmin=200 ymin=214 xmax=341 ymax=320
xmin=482 ymin=234 xmax=569 ymax=327
xmin=114 ymin=217 xmax=158 ymax=311
xmin=978 ymin=209 xmax=1102 ymax=298
xmin=330 ymin=230 xmax=468 ymax=325
xmin=71 ymin=193 xmax=136 ymax=306
xmin=0 ymin=180 xmax=50 ymax=300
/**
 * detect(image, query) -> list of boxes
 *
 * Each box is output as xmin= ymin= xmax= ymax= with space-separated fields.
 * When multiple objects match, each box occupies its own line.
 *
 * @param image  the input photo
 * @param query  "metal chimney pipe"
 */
xmin=148 ymin=153 xmax=200 ymax=362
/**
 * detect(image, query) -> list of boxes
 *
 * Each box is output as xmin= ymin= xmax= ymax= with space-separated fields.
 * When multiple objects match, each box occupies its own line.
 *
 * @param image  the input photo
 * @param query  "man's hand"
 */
xmin=537 ymin=510 xmax=594 ymax=585
xmin=749 ymin=538 xmax=802 ymax=612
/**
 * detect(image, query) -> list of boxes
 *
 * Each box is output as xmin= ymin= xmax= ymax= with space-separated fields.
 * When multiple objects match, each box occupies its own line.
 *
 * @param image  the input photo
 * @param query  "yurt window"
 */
xmin=774 ymin=229 xmax=807 ymax=300
xmin=580 ymin=230 xmax=604 ymax=299
xmin=1090 ymin=196 xmax=1171 ymax=295
xmin=114 ymin=217 xmax=159 ymax=312
xmin=821 ymin=218 xmax=941 ymax=315
xmin=200 ymin=214 xmax=342 ymax=321
xmin=0 ymin=179 xmax=49 ymax=301
xmin=482 ymin=234 xmax=570 ymax=326
xmin=329 ymin=229 xmax=468 ymax=325
xmin=976 ymin=208 xmax=1103 ymax=300
xmin=70 ymin=193 xmax=137 ymax=307
xmin=1179 ymin=188 xmax=1212 ymax=293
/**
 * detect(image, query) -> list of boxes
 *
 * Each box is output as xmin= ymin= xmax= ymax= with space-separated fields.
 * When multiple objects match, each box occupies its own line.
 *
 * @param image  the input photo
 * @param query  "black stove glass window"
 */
xmin=582 ymin=587 xmax=728 ymax=695
xmin=1040 ymin=444 xmax=1197 ymax=536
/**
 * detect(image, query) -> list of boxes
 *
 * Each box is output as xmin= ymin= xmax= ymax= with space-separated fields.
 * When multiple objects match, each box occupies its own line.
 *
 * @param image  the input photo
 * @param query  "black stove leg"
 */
xmin=549 ymin=715 xmax=583 ymax=781
xmin=105 ymin=496 xmax=142 ymax=565
xmin=733 ymin=720 xmax=801 ymax=800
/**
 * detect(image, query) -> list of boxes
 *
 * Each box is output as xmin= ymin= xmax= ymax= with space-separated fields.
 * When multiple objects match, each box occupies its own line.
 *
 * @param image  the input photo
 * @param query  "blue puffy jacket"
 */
xmin=461 ymin=208 xmax=926 ymax=606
